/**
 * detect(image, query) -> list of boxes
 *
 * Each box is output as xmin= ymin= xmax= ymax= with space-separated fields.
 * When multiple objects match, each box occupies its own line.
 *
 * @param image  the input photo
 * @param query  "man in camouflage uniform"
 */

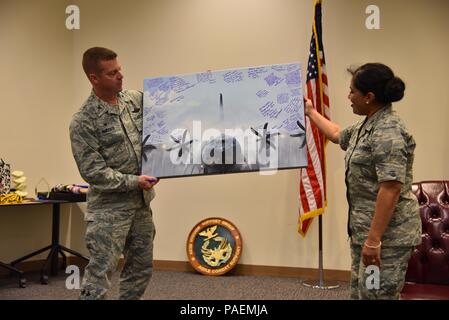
xmin=305 ymin=63 xmax=421 ymax=299
xmin=69 ymin=47 xmax=158 ymax=300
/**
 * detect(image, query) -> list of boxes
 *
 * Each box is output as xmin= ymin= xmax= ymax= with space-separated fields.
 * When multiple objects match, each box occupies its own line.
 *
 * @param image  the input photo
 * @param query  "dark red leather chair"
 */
xmin=401 ymin=181 xmax=449 ymax=300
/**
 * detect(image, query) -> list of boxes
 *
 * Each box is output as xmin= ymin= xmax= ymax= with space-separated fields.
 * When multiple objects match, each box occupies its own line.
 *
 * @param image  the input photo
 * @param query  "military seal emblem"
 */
xmin=186 ymin=217 xmax=242 ymax=276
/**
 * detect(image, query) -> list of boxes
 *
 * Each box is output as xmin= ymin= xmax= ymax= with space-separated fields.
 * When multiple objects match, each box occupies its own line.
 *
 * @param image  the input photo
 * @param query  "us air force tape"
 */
xmin=186 ymin=217 xmax=242 ymax=276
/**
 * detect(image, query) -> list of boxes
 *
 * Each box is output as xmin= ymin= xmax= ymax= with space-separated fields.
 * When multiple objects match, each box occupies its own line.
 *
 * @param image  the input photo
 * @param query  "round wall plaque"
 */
xmin=186 ymin=217 xmax=242 ymax=276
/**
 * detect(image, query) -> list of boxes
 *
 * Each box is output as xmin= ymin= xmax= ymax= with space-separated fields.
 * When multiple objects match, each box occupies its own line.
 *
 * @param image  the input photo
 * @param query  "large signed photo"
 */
xmin=142 ymin=63 xmax=307 ymax=178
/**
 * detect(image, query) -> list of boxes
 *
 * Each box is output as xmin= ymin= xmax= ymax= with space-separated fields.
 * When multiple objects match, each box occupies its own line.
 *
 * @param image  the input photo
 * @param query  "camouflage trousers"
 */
xmin=79 ymin=206 xmax=155 ymax=300
xmin=350 ymin=241 xmax=413 ymax=300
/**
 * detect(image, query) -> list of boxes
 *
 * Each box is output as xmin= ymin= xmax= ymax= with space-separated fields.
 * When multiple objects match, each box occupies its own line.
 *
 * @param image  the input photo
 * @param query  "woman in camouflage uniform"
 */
xmin=304 ymin=63 xmax=421 ymax=299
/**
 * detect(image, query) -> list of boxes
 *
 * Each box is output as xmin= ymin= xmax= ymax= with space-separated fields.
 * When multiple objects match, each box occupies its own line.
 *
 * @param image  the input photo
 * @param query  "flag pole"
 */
xmin=300 ymin=0 xmax=339 ymax=290
xmin=302 ymin=215 xmax=339 ymax=289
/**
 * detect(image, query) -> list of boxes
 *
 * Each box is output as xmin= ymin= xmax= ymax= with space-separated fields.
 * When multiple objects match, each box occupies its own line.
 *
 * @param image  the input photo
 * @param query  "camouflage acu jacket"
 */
xmin=339 ymin=105 xmax=421 ymax=246
xmin=69 ymin=90 xmax=155 ymax=217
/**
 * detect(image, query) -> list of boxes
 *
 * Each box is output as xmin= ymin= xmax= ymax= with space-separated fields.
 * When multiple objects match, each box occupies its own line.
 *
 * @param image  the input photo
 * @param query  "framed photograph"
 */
xmin=142 ymin=62 xmax=307 ymax=178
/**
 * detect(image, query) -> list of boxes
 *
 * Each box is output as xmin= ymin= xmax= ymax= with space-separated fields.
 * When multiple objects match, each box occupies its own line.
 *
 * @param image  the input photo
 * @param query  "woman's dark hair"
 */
xmin=348 ymin=63 xmax=405 ymax=104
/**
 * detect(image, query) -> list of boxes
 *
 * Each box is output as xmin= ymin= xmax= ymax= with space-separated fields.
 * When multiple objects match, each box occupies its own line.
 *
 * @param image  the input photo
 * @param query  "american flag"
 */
xmin=298 ymin=0 xmax=330 ymax=236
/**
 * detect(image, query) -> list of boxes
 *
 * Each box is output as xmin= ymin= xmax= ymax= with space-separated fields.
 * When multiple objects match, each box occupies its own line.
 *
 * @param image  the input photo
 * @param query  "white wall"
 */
xmin=0 ymin=0 xmax=76 ymax=261
xmin=1 ymin=0 xmax=448 ymax=271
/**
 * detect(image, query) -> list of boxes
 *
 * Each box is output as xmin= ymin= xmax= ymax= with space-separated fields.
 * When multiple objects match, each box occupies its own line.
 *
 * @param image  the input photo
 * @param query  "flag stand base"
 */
xmin=301 ymin=215 xmax=340 ymax=290
xmin=302 ymin=279 xmax=340 ymax=290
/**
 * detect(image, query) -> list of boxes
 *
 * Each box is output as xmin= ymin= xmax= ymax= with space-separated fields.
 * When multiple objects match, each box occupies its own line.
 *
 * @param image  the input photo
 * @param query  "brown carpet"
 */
xmin=0 ymin=270 xmax=349 ymax=300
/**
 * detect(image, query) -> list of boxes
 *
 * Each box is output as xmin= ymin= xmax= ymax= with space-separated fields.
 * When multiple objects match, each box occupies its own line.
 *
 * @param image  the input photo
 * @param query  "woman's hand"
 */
xmin=362 ymin=242 xmax=381 ymax=267
xmin=304 ymin=98 xmax=314 ymax=116
xmin=302 ymin=97 xmax=340 ymax=143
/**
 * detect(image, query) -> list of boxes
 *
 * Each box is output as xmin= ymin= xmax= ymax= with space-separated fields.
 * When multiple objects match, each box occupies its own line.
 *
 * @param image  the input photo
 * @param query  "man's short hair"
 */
xmin=82 ymin=47 xmax=117 ymax=76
